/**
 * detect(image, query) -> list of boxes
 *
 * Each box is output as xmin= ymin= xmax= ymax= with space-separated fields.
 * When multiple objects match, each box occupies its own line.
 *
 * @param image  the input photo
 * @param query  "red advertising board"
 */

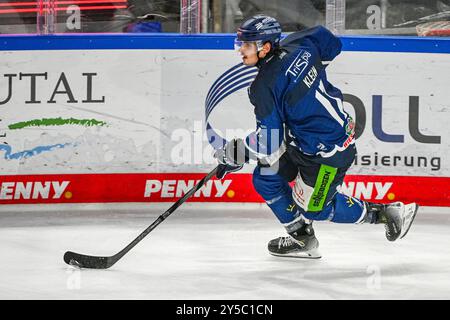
xmin=0 ymin=173 xmax=448 ymax=206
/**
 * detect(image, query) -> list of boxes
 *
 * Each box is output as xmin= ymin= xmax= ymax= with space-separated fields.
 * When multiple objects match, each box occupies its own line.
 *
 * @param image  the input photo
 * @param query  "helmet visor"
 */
xmin=234 ymin=38 xmax=263 ymax=52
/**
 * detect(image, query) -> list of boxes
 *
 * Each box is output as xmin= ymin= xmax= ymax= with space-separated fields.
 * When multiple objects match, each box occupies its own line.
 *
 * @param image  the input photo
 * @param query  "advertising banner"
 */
xmin=0 ymin=173 xmax=448 ymax=207
xmin=0 ymin=40 xmax=448 ymax=206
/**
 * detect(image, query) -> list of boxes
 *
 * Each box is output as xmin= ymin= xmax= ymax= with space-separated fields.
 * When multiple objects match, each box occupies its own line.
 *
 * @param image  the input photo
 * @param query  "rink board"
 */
xmin=0 ymin=173 xmax=448 ymax=207
xmin=0 ymin=34 xmax=449 ymax=206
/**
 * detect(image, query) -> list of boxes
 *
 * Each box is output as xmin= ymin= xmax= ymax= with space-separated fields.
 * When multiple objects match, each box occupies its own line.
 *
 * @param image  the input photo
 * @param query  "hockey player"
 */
xmin=213 ymin=15 xmax=419 ymax=258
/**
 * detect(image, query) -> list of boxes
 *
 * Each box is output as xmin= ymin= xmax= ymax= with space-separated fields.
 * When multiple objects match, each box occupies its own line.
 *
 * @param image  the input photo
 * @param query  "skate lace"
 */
xmin=278 ymin=236 xmax=305 ymax=249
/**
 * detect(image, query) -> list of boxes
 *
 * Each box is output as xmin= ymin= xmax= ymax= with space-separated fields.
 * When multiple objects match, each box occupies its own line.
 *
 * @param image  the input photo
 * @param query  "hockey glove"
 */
xmin=216 ymin=163 xmax=243 ymax=180
xmin=214 ymin=138 xmax=248 ymax=179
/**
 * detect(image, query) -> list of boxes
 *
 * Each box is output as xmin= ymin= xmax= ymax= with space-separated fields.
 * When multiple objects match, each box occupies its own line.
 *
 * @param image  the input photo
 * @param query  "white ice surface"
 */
xmin=0 ymin=203 xmax=449 ymax=300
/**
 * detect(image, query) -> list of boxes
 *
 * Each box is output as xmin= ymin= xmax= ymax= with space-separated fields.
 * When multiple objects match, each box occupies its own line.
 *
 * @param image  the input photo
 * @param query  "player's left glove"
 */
xmin=215 ymin=163 xmax=243 ymax=180
xmin=214 ymin=138 xmax=249 ymax=179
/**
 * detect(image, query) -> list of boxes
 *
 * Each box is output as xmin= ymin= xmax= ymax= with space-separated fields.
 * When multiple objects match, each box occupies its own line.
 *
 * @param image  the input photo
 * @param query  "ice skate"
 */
xmin=268 ymin=224 xmax=321 ymax=259
xmin=368 ymin=202 xmax=419 ymax=241
xmin=383 ymin=202 xmax=419 ymax=241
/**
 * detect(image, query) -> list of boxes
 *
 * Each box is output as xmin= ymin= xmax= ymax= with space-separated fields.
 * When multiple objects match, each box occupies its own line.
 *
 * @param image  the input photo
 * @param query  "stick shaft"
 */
xmin=111 ymin=166 xmax=219 ymax=264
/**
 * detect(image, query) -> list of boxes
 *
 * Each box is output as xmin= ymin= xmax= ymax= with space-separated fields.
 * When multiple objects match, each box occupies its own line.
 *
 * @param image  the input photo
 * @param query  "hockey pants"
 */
xmin=252 ymin=145 xmax=366 ymax=230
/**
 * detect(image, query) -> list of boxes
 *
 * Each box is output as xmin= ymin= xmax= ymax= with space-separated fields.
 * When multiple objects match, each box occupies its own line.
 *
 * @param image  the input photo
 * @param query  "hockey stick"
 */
xmin=63 ymin=165 xmax=219 ymax=269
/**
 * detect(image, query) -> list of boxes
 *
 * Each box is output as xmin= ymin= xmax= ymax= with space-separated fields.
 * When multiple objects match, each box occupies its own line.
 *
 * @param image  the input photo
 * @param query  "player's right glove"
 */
xmin=213 ymin=138 xmax=248 ymax=179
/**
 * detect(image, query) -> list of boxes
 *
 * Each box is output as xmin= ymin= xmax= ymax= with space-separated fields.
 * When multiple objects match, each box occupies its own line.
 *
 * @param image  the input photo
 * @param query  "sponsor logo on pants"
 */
xmin=307 ymin=165 xmax=337 ymax=212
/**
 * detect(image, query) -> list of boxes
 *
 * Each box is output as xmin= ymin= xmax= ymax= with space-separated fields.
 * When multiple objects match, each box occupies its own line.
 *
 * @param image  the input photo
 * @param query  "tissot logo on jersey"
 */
xmin=285 ymin=50 xmax=312 ymax=81
xmin=144 ymin=179 xmax=232 ymax=198
xmin=0 ymin=181 xmax=70 ymax=200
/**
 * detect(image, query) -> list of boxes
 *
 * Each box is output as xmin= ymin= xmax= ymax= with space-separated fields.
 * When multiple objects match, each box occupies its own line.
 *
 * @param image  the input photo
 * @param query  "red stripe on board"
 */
xmin=0 ymin=5 xmax=126 ymax=14
xmin=0 ymin=173 xmax=448 ymax=206
xmin=0 ymin=1 xmax=127 ymax=7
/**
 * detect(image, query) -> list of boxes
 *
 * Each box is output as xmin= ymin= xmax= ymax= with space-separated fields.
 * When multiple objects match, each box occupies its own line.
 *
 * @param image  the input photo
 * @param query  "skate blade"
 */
xmin=269 ymin=248 xmax=322 ymax=259
xmin=400 ymin=203 xmax=419 ymax=239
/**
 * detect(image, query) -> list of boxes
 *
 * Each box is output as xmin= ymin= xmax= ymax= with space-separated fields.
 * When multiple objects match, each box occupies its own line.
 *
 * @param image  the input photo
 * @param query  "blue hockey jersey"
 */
xmin=244 ymin=26 xmax=355 ymax=167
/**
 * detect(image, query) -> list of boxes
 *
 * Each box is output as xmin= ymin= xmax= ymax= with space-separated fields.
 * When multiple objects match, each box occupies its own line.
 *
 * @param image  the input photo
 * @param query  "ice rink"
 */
xmin=1 ymin=203 xmax=449 ymax=300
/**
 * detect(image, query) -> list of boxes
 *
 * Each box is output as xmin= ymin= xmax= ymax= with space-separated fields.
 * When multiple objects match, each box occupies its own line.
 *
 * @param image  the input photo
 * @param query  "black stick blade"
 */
xmin=64 ymin=251 xmax=112 ymax=269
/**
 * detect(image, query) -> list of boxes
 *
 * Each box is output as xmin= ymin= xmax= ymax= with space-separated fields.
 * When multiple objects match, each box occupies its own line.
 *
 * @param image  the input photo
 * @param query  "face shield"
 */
xmin=234 ymin=39 xmax=264 ymax=52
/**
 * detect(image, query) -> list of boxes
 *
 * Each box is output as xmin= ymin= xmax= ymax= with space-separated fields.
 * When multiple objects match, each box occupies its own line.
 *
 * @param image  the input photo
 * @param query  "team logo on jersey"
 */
xmin=346 ymin=116 xmax=355 ymax=136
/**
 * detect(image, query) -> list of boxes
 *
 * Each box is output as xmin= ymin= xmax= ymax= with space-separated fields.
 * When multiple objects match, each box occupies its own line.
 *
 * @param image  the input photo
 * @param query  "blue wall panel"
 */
xmin=1 ymin=33 xmax=450 ymax=53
